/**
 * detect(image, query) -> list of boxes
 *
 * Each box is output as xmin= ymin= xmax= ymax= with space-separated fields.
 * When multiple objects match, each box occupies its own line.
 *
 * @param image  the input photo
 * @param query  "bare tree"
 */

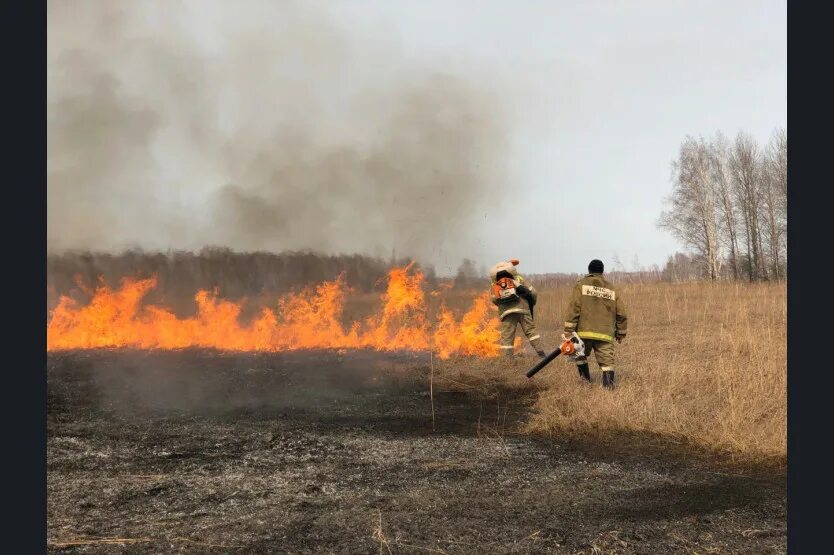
xmin=761 ymin=128 xmax=787 ymax=280
xmin=770 ymin=127 xmax=788 ymax=202
xmin=659 ymin=129 xmax=787 ymax=282
xmin=659 ymin=136 xmax=721 ymax=281
xmin=662 ymin=252 xmax=704 ymax=282
xmin=730 ymin=132 xmax=766 ymax=281
xmin=774 ymin=128 xmax=787 ymax=269
xmin=710 ymin=132 xmax=741 ymax=280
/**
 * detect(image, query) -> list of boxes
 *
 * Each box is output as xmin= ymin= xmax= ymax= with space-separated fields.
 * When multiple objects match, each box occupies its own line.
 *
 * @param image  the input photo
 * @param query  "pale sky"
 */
xmin=334 ymin=1 xmax=787 ymax=274
xmin=48 ymin=1 xmax=787 ymax=276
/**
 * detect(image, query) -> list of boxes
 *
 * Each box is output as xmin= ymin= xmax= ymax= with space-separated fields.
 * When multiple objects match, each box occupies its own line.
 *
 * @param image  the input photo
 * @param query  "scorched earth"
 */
xmin=47 ymin=349 xmax=786 ymax=554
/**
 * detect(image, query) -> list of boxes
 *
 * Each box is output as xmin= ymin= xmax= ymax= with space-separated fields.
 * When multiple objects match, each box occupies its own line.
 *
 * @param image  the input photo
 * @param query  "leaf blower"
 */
xmin=526 ymin=333 xmax=585 ymax=378
xmin=489 ymin=259 xmax=537 ymax=319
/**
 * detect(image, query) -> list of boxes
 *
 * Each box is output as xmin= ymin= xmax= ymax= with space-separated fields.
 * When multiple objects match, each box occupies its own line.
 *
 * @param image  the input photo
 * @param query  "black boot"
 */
xmin=577 ymin=363 xmax=591 ymax=382
xmin=602 ymin=370 xmax=615 ymax=390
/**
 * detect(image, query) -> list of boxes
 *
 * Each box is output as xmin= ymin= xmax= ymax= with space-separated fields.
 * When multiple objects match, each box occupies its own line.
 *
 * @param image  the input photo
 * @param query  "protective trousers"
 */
xmin=575 ymin=338 xmax=615 ymax=370
xmin=499 ymin=312 xmax=542 ymax=355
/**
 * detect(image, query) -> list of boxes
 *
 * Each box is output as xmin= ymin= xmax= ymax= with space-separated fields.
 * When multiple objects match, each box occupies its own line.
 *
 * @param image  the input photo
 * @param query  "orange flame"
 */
xmin=47 ymin=265 xmax=500 ymax=359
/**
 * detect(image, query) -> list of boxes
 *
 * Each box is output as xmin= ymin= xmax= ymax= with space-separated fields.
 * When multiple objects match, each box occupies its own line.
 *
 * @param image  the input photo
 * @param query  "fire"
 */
xmin=47 ymin=265 xmax=501 ymax=358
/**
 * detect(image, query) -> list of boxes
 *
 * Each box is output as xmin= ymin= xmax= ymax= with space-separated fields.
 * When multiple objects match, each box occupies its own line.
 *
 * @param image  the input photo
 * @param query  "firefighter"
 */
xmin=490 ymin=260 xmax=546 ymax=358
xmin=563 ymin=259 xmax=627 ymax=389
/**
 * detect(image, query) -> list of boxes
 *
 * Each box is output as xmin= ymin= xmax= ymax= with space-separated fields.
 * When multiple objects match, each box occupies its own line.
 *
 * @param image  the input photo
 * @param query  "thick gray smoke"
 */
xmin=47 ymin=1 xmax=508 ymax=270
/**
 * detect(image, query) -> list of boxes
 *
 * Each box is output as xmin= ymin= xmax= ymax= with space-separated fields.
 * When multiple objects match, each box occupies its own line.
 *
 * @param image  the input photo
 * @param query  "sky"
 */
xmin=47 ymin=0 xmax=787 ymax=276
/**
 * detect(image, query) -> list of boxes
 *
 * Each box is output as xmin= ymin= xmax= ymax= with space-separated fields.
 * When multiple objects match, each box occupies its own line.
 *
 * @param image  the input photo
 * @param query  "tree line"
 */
xmin=47 ymin=248 xmax=435 ymax=315
xmin=658 ymin=129 xmax=786 ymax=282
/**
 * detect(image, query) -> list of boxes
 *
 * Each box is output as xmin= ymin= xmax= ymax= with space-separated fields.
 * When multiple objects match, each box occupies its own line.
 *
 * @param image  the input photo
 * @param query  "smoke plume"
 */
xmin=47 ymin=0 xmax=508 ymax=270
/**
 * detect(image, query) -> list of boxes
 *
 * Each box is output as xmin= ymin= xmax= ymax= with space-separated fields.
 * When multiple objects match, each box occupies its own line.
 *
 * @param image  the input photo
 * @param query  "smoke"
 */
xmin=49 ymin=350 xmax=425 ymax=415
xmin=47 ymin=0 xmax=508 ymax=270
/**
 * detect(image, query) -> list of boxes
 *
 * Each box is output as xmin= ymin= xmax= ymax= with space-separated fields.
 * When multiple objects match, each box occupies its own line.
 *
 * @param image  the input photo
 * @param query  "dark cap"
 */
xmin=588 ymin=259 xmax=604 ymax=274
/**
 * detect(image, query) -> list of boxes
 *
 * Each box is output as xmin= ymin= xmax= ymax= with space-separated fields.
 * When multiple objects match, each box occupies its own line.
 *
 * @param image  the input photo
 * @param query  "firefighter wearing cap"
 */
xmin=490 ymin=260 xmax=546 ymax=358
xmin=563 ymin=259 xmax=627 ymax=389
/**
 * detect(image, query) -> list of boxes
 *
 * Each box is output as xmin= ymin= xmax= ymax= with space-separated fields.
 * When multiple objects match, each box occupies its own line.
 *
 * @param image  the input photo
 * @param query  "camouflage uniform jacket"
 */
xmin=563 ymin=273 xmax=627 ymax=342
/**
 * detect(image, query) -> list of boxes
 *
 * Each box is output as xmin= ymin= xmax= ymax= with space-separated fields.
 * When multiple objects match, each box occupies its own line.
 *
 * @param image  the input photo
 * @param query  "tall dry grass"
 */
xmin=437 ymin=281 xmax=787 ymax=464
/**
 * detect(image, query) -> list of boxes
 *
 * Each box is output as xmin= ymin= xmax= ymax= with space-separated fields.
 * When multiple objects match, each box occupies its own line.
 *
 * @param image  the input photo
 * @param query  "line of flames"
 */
xmin=46 ymin=265 xmax=501 ymax=359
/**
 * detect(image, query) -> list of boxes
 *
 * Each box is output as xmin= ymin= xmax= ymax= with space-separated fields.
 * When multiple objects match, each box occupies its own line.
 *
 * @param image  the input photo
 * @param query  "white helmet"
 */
xmin=489 ymin=259 xmax=519 ymax=281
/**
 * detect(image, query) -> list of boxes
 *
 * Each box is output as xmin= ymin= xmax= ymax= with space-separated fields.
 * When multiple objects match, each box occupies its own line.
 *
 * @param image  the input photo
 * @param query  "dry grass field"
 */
xmin=434 ymin=281 xmax=787 ymax=466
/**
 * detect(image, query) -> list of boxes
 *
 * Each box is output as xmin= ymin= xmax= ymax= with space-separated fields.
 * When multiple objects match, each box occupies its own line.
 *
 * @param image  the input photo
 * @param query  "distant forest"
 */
xmin=47 ymin=248 xmax=433 ymax=313
xmin=47 ymin=247 xmax=727 ymax=316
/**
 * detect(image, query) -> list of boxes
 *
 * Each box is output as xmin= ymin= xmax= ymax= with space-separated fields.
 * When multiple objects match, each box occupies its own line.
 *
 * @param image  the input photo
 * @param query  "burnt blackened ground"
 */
xmin=47 ymin=350 xmax=786 ymax=554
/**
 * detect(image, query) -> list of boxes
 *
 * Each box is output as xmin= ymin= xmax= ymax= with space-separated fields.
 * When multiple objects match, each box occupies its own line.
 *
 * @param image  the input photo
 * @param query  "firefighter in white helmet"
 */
xmin=490 ymin=259 xmax=546 ymax=358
